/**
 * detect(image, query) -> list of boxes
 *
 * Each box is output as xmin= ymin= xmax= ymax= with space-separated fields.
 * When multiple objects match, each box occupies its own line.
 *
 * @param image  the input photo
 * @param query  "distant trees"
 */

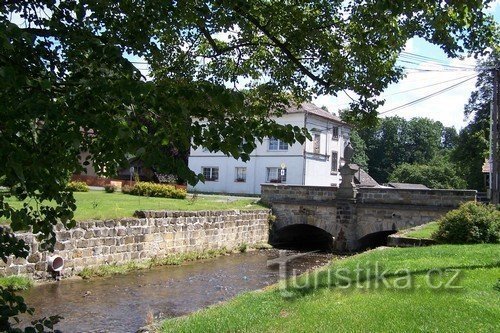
xmin=451 ymin=51 xmax=499 ymax=191
xmin=389 ymin=157 xmax=467 ymax=189
xmin=356 ymin=116 xmax=458 ymax=184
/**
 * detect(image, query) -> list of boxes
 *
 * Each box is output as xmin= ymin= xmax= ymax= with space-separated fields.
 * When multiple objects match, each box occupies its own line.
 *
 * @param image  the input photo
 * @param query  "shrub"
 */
xmin=432 ymin=201 xmax=500 ymax=244
xmin=121 ymin=185 xmax=133 ymax=194
xmin=104 ymin=184 xmax=116 ymax=193
xmin=66 ymin=181 xmax=89 ymax=192
xmin=124 ymin=182 xmax=187 ymax=199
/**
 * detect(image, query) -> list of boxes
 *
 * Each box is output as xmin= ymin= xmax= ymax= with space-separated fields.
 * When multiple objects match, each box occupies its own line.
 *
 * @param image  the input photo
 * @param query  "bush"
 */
xmin=124 ymin=182 xmax=186 ymax=199
xmin=66 ymin=181 xmax=89 ymax=192
xmin=104 ymin=184 xmax=116 ymax=193
xmin=121 ymin=185 xmax=133 ymax=194
xmin=432 ymin=202 xmax=500 ymax=244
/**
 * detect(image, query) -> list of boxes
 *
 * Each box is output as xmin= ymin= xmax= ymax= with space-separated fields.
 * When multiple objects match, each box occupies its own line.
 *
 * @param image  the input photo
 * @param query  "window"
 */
xmin=266 ymin=167 xmax=287 ymax=183
xmin=332 ymin=126 xmax=339 ymax=140
xmin=313 ymin=134 xmax=321 ymax=154
xmin=331 ymin=151 xmax=338 ymax=173
xmin=235 ymin=167 xmax=247 ymax=182
xmin=268 ymin=137 xmax=288 ymax=151
xmin=202 ymin=167 xmax=219 ymax=181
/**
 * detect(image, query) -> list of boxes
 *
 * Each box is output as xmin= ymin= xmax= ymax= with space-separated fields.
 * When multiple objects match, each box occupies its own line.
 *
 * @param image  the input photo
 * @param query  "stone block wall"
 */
xmin=261 ymin=184 xmax=338 ymax=204
xmin=0 ymin=209 xmax=270 ymax=279
xmin=358 ymin=188 xmax=476 ymax=207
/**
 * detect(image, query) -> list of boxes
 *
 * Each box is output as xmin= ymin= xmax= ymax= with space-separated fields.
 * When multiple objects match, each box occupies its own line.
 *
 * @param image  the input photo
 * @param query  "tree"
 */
xmin=452 ymin=50 xmax=499 ymax=191
xmin=358 ymin=117 xmax=460 ymax=183
xmin=389 ymin=156 xmax=467 ymax=189
xmin=349 ymin=130 xmax=369 ymax=171
xmin=0 ymin=1 xmax=497 ymax=329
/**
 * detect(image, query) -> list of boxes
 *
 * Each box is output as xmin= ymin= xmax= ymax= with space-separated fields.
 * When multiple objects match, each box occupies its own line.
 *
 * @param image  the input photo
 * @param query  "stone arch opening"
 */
xmin=357 ymin=230 xmax=397 ymax=250
xmin=271 ymin=224 xmax=333 ymax=251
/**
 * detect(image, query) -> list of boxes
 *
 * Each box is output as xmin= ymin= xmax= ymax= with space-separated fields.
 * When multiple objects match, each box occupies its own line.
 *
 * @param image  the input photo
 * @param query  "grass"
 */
xmin=2 ymin=191 xmax=265 ymax=222
xmin=78 ymin=248 xmax=232 ymax=279
xmin=0 ymin=276 xmax=33 ymax=290
xmin=400 ymin=221 xmax=439 ymax=239
xmin=159 ymin=244 xmax=500 ymax=333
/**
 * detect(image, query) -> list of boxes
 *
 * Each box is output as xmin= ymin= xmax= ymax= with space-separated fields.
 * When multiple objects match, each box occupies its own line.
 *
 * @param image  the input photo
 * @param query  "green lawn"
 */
xmin=160 ymin=244 xmax=500 ymax=333
xmin=2 ymin=191 xmax=264 ymax=221
xmin=401 ymin=222 xmax=439 ymax=239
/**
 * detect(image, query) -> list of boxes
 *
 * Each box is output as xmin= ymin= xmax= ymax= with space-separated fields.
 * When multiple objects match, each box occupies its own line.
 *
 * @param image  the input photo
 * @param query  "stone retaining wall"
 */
xmin=0 ymin=209 xmax=270 ymax=279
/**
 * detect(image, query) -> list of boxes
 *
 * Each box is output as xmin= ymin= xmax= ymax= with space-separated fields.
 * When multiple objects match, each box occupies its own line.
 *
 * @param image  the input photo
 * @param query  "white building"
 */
xmin=188 ymin=103 xmax=351 ymax=195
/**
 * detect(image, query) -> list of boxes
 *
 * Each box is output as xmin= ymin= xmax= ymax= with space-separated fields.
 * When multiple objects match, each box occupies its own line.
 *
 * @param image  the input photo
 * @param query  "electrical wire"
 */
xmin=379 ymin=75 xmax=478 ymax=115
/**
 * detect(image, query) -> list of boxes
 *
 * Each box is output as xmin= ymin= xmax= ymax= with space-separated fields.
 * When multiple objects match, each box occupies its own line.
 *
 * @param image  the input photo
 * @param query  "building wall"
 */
xmin=188 ymin=112 xmax=349 ymax=194
xmin=303 ymin=116 xmax=349 ymax=187
xmin=0 ymin=210 xmax=270 ymax=279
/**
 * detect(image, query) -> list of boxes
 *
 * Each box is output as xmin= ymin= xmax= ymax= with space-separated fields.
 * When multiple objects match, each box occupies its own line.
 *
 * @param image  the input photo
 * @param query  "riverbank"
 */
xmin=159 ymin=244 xmax=500 ymax=333
xmin=78 ymin=243 xmax=272 ymax=279
xmin=19 ymin=250 xmax=335 ymax=332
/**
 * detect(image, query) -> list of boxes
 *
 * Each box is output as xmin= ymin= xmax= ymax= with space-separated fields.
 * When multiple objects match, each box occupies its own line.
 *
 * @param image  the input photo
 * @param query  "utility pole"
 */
xmin=490 ymin=67 xmax=499 ymax=204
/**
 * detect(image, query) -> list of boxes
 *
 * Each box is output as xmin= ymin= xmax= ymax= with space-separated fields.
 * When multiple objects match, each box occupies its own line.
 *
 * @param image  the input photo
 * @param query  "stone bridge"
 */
xmin=261 ymin=184 xmax=476 ymax=251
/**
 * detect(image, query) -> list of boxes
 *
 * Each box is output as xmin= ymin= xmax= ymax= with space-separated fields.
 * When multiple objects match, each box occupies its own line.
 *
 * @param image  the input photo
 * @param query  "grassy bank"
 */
xmin=400 ymin=221 xmax=439 ymax=239
xmin=160 ymin=244 xmax=500 ymax=333
xmin=79 ymin=243 xmax=272 ymax=279
xmin=0 ymin=276 xmax=33 ymax=290
xmin=2 ymin=191 xmax=264 ymax=222
xmin=78 ymin=248 xmax=231 ymax=279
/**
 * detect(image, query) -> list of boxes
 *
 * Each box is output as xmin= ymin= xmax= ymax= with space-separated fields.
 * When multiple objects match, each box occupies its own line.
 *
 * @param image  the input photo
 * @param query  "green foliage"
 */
xmin=238 ymin=243 xmax=248 ymax=253
xmin=121 ymin=185 xmax=133 ymax=194
xmin=126 ymin=182 xmax=187 ymax=199
xmin=104 ymin=184 xmax=116 ymax=193
xmin=0 ymin=276 xmax=32 ymax=291
xmin=359 ymin=117 xmax=456 ymax=183
xmin=66 ymin=181 xmax=89 ymax=192
xmin=349 ymin=130 xmax=369 ymax=171
xmin=433 ymin=202 xmax=500 ymax=244
xmin=78 ymin=248 xmax=230 ymax=279
xmin=389 ymin=156 xmax=467 ymax=189
xmin=451 ymin=51 xmax=499 ymax=191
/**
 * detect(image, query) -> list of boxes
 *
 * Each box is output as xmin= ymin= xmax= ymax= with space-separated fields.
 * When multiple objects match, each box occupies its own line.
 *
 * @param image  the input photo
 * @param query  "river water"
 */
xmin=19 ymin=250 xmax=334 ymax=333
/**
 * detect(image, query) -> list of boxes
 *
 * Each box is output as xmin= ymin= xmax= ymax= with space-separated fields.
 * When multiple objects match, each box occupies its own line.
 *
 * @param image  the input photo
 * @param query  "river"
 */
xmin=19 ymin=250 xmax=335 ymax=332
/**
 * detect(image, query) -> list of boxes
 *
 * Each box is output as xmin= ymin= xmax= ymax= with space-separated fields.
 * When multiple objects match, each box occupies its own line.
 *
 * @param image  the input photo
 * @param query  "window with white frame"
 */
xmin=268 ymin=137 xmax=288 ymax=151
xmin=331 ymin=151 xmax=338 ymax=173
xmin=235 ymin=167 xmax=247 ymax=182
xmin=266 ymin=167 xmax=287 ymax=183
xmin=332 ymin=126 xmax=339 ymax=140
xmin=313 ymin=133 xmax=321 ymax=154
xmin=202 ymin=167 xmax=219 ymax=181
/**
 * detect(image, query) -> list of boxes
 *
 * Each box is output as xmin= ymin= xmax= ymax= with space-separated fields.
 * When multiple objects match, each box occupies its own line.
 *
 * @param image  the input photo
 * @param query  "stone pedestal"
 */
xmin=337 ymin=163 xmax=359 ymax=199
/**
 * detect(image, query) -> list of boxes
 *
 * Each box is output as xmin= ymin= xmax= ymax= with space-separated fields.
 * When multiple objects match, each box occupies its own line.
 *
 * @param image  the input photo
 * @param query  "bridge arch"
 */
xmin=270 ymin=224 xmax=334 ymax=251
xmin=357 ymin=228 xmax=398 ymax=250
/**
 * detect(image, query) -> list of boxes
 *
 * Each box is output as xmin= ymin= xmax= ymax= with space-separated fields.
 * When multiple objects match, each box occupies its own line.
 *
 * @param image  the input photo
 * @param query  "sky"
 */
xmin=315 ymin=1 xmax=500 ymax=130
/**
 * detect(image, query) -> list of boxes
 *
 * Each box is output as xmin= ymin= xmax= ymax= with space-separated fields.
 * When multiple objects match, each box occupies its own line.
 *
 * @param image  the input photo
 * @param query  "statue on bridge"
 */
xmin=338 ymin=141 xmax=358 ymax=198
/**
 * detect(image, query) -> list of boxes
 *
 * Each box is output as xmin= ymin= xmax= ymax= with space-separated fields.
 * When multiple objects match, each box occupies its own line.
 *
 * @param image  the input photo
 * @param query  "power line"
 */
xmin=384 ymin=74 xmax=478 ymax=97
xmin=400 ymin=52 xmax=476 ymax=70
xmin=379 ymin=75 xmax=477 ymax=115
xmin=333 ymin=74 xmax=478 ymax=109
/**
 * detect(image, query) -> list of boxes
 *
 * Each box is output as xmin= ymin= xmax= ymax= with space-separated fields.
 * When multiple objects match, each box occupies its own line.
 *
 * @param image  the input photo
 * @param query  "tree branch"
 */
xmin=235 ymin=11 xmax=331 ymax=89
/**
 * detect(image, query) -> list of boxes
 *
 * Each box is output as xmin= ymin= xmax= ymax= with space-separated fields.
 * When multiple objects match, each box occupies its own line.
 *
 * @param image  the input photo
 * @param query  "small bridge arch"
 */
xmin=270 ymin=223 xmax=335 ymax=251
